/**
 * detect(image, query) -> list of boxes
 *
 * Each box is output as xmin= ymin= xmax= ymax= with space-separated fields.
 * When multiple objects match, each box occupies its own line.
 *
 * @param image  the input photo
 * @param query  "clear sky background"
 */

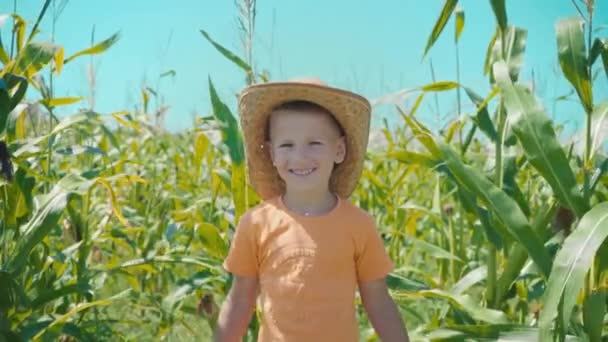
xmin=1 ymin=0 xmax=607 ymax=137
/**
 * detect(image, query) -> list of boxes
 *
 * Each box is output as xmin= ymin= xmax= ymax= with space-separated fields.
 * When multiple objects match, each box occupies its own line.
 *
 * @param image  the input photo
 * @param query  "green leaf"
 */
xmin=197 ymin=223 xmax=227 ymax=258
xmin=208 ymin=77 xmax=247 ymax=222
xmin=39 ymin=97 xmax=84 ymax=107
xmin=490 ymin=26 xmax=527 ymax=82
xmin=495 ymin=201 xmax=557 ymax=302
xmin=208 ymin=77 xmax=244 ymax=164
xmin=484 ymin=28 xmax=499 ymax=75
xmin=503 ymin=156 xmax=531 ymax=217
xmin=413 ymin=239 xmax=462 ymax=261
xmin=0 ymin=44 xmax=9 ymax=65
xmin=417 ymin=289 xmax=509 ymax=324
xmin=54 ymin=146 xmax=105 ymax=156
xmin=450 ymin=266 xmax=487 ymax=295
xmin=5 ymin=174 xmax=100 ymax=275
xmin=442 ymin=324 xmax=580 ymax=341
xmin=194 ymin=132 xmax=211 ymax=171
xmin=5 ymin=186 xmax=69 ymax=274
xmin=99 ymin=124 xmax=121 ymax=152
xmin=386 ymin=273 xmax=429 ymax=291
xmin=54 ymin=47 xmax=64 ymax=74
xmin=162 ymin=271 xmax=215 ymax=311
xmin=30 ymin=282 xmax=92 ymax=310
xmin=582 ymin=289 xmax=606 ymax=342
xmin=589 ymin=38 xmax=607 ymax=67
xmin=0 ymin=270 xmax=26 ymax=314
xmin=555 ymin=17 xmax=593 ymax=113
xmin=477 ymin=207 xmax=504 ymax=250
xmin=438 ymin=143 xmax=552 ymax=277
xmin=590 ymin=37 xmax=608 ymax=80
xmin=11 ymin=111 xmax=98 ymax=157
xmin=64 ymin=32 xmax=120 ymax=65
xmin=12 ymin=42 xmax=60 ymax=77
xmin=494 ymin=61 xmax=588 ymax=218
xmin=160 ymin=70 xmax=176 ymax=78
xmin=231 ymin=161 xmax=247 ymax=223
xmin=25 ymin=0 xmax=52 ymax=46
xmin=32 ymin=299 xmax=112 ymax=340
xmin=0 ymin=82 xmax=10 ymax=133
xmin=601 ymin=43 xmax=608 ymax=80
xmin=200 ymin=29 xmax=252 ymax=73
xmin=454 ymin=6 xmax=464 ymax=43
xmin=397 ymin=107 xmax=440 ymax=158
xmin=539 ymin=202 xmax=608 ymax=341
xmin=464 ymin=87 xmax=498 ymax=142
xmin=19 ymin=322 xmax=93 ymax=342
xmin=489 ymin=0 xmax=508 ymax=32
xmin=5 ymin=74 xmax=28 ymax=115
xmin=590 ymin=102 xmax=608 ymax=160
xmin=422 ymin=0 xmax=458 ymax=58
xmin=421 ymin=81 xmax=459 ymax=92
xmin=95 ymin=255 xmax=220 ymax=273
xmin=388 ymin=150 xmax=439 ymax=168
xmin=11 ymin=14 xmax=26 ymax=54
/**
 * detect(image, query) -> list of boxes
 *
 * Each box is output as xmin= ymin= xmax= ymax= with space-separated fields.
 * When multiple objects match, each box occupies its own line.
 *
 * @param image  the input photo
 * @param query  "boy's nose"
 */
xmin=290 ymin=146 xmax=312 ymax=163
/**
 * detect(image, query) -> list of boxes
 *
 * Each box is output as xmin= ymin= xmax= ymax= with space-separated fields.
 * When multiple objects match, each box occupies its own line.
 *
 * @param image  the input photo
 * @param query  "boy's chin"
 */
xmin=283 ymin=181 xmax=330 ymax=195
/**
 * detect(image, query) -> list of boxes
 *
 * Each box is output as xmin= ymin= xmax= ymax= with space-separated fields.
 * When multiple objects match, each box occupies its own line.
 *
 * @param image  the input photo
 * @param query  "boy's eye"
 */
xmin=278 ymin=143 xmax=293 ymax=148
xmin=309 ymin=141 xmax=322 ymax=145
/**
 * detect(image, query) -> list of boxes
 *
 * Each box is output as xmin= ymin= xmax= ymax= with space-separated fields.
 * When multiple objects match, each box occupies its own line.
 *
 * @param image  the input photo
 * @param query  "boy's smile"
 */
xmin=267 ymin=109 xmax=345 ymax=198
xmin=289 ymin=168 xmax=316 ymax=176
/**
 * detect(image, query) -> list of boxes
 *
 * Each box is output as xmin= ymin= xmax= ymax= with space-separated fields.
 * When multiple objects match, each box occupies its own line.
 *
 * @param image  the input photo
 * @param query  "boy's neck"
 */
xmin=281 ymin=190 xmax=338 ymax=216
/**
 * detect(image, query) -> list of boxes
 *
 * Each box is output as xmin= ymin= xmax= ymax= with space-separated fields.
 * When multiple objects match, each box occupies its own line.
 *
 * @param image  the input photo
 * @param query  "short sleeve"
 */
xmin=223 ymin=211 xmax=259 ymax=277
xmin=355 ymin=216 xmax=394 ymax=282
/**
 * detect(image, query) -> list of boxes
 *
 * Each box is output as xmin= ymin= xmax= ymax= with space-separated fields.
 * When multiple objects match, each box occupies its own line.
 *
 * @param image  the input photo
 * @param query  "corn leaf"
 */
xmin=208 ymin=77 xmax=247 ymax=221
xmin=539 ymin=202 xmax=608 ymax=341
xmin=39 ymin=97 xmax=84 ymax=107
xmin=590 ymin=102 xmax=608 ymax=160
xmin=489 ymin=0 xmax=508 ymax=32
xmin=63 ymin=32 xmax=120 ymax=65
xmin=438 ymin=142 xmax=552 ymax=277
xmin=197 ymin=223 xmax=227 ymax=259
xmin=417 ymin=289 xmax=508 ymax=324
xmin=200 ymin=29 xmax=251 ymax=73
xmin=490 ymin=26 xmax=527 ymax=82
xmin=12 ymin=41 xmax=60 ymax=78
xmin=494 ymin=61 xmax=588 ymax=218
xmin=582 ymin=289 xmax=606 ymax=342
xmin=422 ymin=0 xmax=458 ymax=58
xmin=455 ymin=6 xmax=464 ymax=43
xmin=555 ymin=17 xmax=593 ymax=113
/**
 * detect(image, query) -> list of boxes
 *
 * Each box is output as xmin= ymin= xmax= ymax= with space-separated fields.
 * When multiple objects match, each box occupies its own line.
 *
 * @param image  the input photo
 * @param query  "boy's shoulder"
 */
xmin=337 ymin=198 xmax=378 ymax=226
xmin=239 ymin=197 xmax=283 ymax=222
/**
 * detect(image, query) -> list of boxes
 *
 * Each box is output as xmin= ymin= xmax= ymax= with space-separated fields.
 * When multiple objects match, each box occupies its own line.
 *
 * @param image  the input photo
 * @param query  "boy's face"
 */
xmin=267 ymin=110 xmax=346 ymax=196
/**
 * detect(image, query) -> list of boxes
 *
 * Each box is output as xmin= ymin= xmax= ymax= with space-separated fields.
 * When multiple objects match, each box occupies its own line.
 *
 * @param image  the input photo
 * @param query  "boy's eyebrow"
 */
xmin=270 ymin=137 xmax=293 ymax=143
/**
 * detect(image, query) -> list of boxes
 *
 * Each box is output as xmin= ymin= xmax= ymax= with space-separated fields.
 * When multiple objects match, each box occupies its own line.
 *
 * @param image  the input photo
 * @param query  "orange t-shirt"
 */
xmin=223 ymin=195 xmax=394 ymax=342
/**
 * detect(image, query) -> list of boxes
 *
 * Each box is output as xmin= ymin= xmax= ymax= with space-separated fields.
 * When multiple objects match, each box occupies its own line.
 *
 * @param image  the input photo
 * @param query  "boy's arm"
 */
xmin=214 ymin=275 xmax=259 ymax=342
xmin=359 ymin=277 xmax=410 ymax=342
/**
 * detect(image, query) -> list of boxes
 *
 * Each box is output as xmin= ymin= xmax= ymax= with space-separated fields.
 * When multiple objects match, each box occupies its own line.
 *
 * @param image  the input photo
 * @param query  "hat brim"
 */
xmin=238 ymin=82 xmax=371 ymax=200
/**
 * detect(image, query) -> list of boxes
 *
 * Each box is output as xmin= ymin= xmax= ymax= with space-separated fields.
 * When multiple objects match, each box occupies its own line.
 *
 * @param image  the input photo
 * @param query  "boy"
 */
xmin=214 ymin=78 xmax=409 ymax=341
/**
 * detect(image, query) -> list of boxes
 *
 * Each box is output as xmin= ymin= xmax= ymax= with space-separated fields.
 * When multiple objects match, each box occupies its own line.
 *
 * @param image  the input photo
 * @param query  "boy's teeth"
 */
xmin=291 ymin=168 xmax=314 ymax=175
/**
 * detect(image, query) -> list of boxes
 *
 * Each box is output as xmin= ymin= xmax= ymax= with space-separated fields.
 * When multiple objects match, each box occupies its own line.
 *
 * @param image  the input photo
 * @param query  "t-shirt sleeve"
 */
xmin=223 ymin=211 xmax=259 ymax=277
xmin=355 ymin=215 xmax=394 ymax=282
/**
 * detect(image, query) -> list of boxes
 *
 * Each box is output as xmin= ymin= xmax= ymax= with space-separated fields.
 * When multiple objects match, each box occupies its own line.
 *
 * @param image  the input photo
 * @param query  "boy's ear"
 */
xmin=334 ymin=137 xmax=346 ymax=164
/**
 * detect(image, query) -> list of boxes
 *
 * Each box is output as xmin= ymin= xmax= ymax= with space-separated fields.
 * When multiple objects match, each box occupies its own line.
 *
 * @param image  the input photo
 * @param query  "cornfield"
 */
xmin=0 ymin=0 xmax=607 ymax=341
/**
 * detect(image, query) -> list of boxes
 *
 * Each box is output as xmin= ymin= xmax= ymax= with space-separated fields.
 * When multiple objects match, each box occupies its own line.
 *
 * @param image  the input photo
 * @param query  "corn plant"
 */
xmin=369 ymin=0 xmax=608 ymax=340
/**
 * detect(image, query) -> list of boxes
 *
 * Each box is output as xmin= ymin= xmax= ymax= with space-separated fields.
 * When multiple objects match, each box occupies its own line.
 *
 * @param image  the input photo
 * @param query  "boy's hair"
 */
xmin=265 ymin=100 xmax=345 ymax=140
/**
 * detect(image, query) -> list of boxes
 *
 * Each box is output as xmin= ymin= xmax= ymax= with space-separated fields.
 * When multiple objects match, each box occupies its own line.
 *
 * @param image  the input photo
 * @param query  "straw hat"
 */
xmin=238 ymin=78 xmax=371 ymax=200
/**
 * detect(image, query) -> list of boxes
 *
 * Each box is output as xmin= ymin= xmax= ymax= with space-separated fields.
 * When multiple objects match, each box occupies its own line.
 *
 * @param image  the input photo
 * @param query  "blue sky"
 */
xmin=1 ymin=0 xmax=607 ymax=135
